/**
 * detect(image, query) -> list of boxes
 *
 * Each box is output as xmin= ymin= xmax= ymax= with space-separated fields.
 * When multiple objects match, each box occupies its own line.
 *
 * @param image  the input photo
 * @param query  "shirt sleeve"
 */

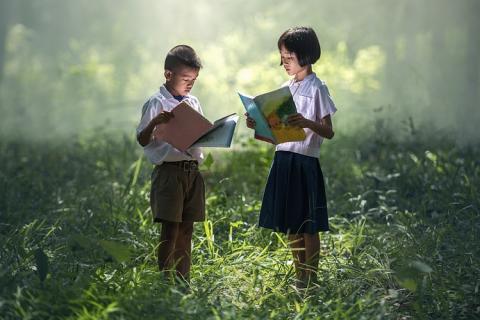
xmin=136 ymin=98 xmax=162 ymax=138
xmin=189 ymin=96 xmax=204 ymax=115
xmin=316 ymin=84 xmax=337 ymax=120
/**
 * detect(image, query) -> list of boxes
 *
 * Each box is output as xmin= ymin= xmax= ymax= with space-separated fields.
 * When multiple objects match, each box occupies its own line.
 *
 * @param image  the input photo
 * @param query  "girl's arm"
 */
xmin=308 ymin=115 xmax=334 ymax=139
xmin=288 ymin=114 xmax=334 ymax=139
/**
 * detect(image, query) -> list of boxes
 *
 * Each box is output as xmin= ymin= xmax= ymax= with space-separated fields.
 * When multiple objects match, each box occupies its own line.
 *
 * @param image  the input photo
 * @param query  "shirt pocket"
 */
xmin=295 ymin=94 xmax=316 ymax=121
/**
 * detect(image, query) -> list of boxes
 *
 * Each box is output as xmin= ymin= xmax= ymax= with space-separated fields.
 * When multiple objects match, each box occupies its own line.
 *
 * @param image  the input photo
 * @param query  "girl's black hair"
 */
xmin=277 ymin=27 xmax=321 ymax=67
xmin=164 ymin=45 xmax=202 ymax=71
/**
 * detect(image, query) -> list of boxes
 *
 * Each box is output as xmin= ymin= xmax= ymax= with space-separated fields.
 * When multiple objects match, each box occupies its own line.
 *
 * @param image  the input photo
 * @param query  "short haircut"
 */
xmin=277 ymin=27 xmax=321 ymax=67
xmin=164 ymin=45 xmax=202 ymax=71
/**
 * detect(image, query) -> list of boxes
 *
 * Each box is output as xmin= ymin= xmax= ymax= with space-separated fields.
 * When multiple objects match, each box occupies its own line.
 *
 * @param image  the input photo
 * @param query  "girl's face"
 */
xmin=165 ymin=66 xmax=199 ymax=96
xmin=279 ymin=45 xmax=304 ymax=77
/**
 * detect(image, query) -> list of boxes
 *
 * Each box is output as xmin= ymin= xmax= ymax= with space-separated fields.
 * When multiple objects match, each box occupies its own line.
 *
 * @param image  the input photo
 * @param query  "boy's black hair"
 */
xmin=277 ymin=27 xmax=321 ymax=67
xmin=164 ymin=45 xmax=202 ymax=71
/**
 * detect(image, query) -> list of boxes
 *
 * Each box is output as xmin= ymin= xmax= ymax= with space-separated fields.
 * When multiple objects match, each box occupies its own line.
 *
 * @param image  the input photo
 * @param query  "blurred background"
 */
xmin=0 ymin=0 xmax=479 ymax=144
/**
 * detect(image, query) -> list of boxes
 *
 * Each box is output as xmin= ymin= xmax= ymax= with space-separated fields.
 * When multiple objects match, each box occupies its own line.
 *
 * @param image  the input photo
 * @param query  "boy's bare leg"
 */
xmin=303 ymin=232 xmax=320 ymax=285
xmin=158 ymin=221 xmax=179 ymax=273
xmin=174 ymin=221 xmax=194 ymax=281
xmin=288 ymin=234 xmax=306 ymax=286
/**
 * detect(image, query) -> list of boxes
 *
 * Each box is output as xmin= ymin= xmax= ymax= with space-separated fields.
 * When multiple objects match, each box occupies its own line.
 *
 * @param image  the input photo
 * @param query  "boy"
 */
xmin=136 ymin=45 xmax=205 ymax=282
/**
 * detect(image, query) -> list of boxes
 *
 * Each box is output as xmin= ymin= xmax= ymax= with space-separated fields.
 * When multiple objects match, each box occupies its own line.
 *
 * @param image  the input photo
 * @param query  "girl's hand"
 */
xmin=287 ymin=113 xmax=311 ymax=128
xmin=153 ymin=111 xmax=174 ymax=125
xmin=245 ymin=113 xmax=256 ymax=129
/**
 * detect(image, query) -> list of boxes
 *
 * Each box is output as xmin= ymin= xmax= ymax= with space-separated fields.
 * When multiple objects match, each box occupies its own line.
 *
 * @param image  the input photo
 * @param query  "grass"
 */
xmin=0 ymin=129 xmax=479 ymax=319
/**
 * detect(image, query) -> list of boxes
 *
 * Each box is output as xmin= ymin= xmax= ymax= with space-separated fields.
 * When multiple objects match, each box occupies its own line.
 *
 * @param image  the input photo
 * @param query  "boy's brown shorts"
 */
xmin=150 ymin=160 xmax=205 ymax=223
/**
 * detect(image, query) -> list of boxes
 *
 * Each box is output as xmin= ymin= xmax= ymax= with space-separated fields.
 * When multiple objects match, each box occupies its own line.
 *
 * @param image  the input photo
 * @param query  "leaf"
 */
xmin=411 ymin=260 xmax=433 ymax=273
xmin=201 ymin=153 xmax=214 ymax=170
xmin=425 ymin=150 xmax=437 ymax=163
xmin=99 ymin=240 xmax=131 ymax=263
xmin=399 ymin=278 xmax=417 ymax=292
xmin=131 ymin=156 xmax=143 ymax=186
xmin=69 ymin=235 xmax=93 ymax=250
xmin=34 ymin=248 xmax=49 ymax=282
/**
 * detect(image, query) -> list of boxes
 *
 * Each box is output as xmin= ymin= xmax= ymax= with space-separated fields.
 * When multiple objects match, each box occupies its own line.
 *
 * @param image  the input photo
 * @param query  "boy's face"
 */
xmin=164 ymin=66 xmax=199 ymax=96
xmin=280 ymin=45 xmax=303 ymax=76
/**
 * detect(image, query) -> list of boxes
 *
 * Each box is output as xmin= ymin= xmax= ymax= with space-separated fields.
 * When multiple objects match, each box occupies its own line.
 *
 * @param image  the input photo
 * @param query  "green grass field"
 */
xmin=1 ymin=131 xmax=479 ymax=319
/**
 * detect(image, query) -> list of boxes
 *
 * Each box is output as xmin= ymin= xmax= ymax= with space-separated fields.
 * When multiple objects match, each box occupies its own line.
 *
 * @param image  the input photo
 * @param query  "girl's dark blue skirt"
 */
xmin=259 ymin=151 xmax=329 ymax=234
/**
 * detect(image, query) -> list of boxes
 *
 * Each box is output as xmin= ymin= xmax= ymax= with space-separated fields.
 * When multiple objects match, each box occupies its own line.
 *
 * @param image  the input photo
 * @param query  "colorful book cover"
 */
xmin=153 ymin=101 xmax=238 ymax=151
xmin=238 ymin=86 xmax=306 ymax=144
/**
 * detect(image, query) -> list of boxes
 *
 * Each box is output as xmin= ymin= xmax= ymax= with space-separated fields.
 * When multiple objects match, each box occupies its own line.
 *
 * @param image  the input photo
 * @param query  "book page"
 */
xmin=191 ymin=114 xmax=239 ymax=148
xmin=238 ymin=92 xmax=275 ymax=143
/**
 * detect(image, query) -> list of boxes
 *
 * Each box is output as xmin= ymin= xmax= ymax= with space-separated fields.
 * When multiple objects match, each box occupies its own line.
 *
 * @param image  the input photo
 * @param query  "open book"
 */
xmin=153 ymin=101 xmax=238 ymax=152
xmin=238 ymin=86 xmax=306 ymax=144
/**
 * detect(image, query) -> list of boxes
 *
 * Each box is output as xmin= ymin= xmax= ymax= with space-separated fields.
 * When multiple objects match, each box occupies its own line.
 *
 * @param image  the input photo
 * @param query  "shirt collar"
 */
xmin=159 ymin=84 xmax=174 ymax=99
xmin=159 ymin=84 xmax=191 ymax=102
xmin=291 ymin=72 xmax=316 ymax=85
xmin=291 ymin=72 xmax=316 ymax=97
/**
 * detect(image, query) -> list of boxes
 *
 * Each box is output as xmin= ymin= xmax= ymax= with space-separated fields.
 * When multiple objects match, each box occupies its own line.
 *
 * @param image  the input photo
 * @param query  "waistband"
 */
xmin=162 ymin=160 xmax=199 ymax=171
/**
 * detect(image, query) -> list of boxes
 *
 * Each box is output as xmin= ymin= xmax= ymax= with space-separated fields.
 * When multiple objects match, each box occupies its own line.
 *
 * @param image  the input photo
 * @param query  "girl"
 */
xmin=246 ymin=27 xmax=336 ymax=288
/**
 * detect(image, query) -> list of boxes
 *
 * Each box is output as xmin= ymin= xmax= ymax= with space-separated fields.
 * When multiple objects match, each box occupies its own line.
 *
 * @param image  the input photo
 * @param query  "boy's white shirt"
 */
xmin=136 ymin=85 xmax=204 ymax=165
xmin=275 ymin=72 xmax=337 ymax=158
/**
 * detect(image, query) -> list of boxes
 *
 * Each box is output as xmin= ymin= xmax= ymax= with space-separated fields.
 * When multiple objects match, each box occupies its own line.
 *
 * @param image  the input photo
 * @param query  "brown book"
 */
xmin=154 ymin=101 xmax=238 ymax=151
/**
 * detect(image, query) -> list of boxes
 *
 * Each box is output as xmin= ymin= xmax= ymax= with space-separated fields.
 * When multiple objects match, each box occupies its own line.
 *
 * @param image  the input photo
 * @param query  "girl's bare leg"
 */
xmin=303 ymin=232 xmax=320 ymax=285
xmin=288 ymin=234 xmax=307 ymax=286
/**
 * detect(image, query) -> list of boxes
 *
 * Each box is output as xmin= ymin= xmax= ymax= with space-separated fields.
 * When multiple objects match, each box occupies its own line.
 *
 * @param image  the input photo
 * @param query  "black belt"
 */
xmin=163 ymin=160 xmax=198 ymax=171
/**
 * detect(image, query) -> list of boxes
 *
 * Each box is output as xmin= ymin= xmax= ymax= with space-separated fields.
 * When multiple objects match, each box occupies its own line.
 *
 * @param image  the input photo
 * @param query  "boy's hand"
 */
xmin=153 ymin=111 xmax=174 ymax=125
xmin=287 ymin=113 xmax=311 ymax=128
xmin=245 ymin=113 xmax=256 ymax=129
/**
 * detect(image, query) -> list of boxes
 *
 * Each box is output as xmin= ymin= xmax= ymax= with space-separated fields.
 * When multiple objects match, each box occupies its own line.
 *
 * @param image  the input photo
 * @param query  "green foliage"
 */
xmin=99 ymin=240 xmax=132 ymax=264
xmin=0 ymin=129 xmax=479 ymax=319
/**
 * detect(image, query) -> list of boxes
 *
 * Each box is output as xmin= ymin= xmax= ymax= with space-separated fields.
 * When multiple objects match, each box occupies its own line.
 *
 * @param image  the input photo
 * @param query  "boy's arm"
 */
xmin=137 ymin=111 xmax=174 ymax=147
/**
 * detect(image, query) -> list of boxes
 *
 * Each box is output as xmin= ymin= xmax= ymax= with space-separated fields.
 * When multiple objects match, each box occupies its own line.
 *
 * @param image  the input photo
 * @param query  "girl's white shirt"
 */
xmin=275 ymin=72 xmax=337 ymax=158
xmin=136 ymin=85 xmax=204 ymax=165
